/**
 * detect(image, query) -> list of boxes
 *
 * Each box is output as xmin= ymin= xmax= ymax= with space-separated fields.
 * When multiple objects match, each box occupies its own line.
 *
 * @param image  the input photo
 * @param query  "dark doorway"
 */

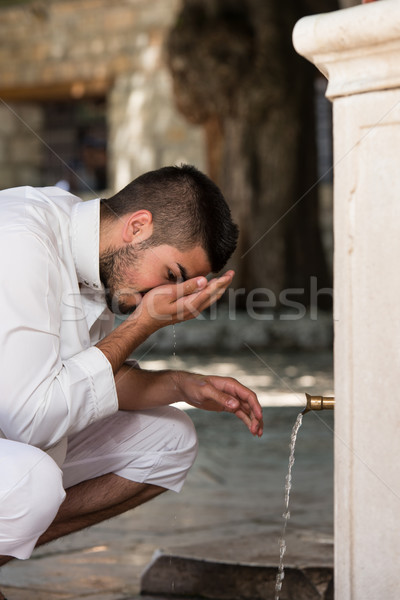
xmin=41 ymin=97 xmax=108 ymax=194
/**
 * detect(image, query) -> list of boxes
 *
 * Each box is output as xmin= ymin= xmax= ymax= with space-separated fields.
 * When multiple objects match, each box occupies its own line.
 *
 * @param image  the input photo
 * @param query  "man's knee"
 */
xmin=115 ymin=406 xmax=198 ymax=492
xmin=149 ymin=406 xmax=199 ymax=489
xmin=0 ymin=440 xmax=66 ymax=559
xmin=156 ymin=406 xmax=198 ymax=464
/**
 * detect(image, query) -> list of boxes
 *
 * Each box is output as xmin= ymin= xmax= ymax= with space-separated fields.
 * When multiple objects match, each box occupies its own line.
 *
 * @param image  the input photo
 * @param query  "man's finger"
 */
xmin=193 ymin=271 xmax=233 ymax=297
xmin=200 ymin=382 xmax=241 ymax=413
xmin=178 ymin=276 xmax=208 ymax=298
xmin=218 ymin=378 xmax=263 ymax=421
xmin=227 ymin=406 xmax=263 ymax=437
xmin=184 ymin=272 xmax=233 ymax=307
xmin=173 ymin=272 xmax=233 ymax=314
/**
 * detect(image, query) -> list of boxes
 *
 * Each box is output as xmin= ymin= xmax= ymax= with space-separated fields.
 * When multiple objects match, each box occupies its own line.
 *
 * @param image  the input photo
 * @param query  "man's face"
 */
xmin=99 ymin=242 xmax=211 ymax=315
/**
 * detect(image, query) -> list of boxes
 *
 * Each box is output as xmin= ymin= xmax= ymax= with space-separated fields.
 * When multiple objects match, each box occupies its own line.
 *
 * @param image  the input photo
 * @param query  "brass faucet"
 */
xmin=302 ymin=393 xmax=335 ymax=414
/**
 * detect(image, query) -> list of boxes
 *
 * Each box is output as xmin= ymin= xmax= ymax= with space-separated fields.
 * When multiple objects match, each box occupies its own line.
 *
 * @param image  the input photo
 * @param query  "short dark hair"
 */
xmin=101 ymin=164 xmax=238 ymax=273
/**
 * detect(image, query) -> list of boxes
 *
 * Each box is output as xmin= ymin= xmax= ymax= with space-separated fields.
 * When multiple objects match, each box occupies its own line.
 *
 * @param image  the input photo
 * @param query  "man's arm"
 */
xmin=114 ymin=365 xmax=264 ymax=438
xmin=96 ymin=269 xmax=264 ymax=437
xmin=0 ymin=231 xmax=119 ymax=448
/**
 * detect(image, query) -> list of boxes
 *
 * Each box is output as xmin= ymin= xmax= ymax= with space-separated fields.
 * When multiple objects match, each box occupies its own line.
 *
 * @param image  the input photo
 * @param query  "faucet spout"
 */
xmin=302 ymin=393 xmax=335 ymax=414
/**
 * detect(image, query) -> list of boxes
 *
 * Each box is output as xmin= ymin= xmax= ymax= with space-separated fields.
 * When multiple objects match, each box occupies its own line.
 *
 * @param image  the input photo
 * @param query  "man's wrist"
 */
xmin=168 ymin=370 xmax=187 ymax=402
xmin=127 ymin=303 xmax=173 ymax=334
xmin=97 ymin=316 xmax=154 ymax=374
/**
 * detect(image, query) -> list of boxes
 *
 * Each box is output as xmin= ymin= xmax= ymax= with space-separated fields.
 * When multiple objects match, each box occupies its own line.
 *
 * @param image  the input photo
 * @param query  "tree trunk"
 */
xmin=167 ymin=0 xmax=336 ymax=307
xmin=221 ymin=104 xmax=299 ymax=298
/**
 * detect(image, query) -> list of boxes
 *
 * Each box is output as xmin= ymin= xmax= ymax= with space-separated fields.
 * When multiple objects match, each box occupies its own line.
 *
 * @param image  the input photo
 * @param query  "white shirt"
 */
xmin=0 ymin=186 xmax=118 ymax=462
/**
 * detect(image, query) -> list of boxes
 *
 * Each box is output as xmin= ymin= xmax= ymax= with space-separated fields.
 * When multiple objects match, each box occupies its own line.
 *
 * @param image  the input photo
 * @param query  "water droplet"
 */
xmin=172 ymin=324 xmax=177 ymax=358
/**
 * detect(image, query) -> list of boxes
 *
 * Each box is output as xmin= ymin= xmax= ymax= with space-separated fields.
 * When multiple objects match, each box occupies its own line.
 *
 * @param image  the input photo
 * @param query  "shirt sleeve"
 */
xmin=0 ymin=229 xmax=118 ymax=449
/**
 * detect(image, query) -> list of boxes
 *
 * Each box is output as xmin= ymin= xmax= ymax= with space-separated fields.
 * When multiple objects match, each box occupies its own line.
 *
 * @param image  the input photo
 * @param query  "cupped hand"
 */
xmin=132 ymin=270 xmax=234 ymax=331
xmin=173 ymin=371 xmax=264 ymax=437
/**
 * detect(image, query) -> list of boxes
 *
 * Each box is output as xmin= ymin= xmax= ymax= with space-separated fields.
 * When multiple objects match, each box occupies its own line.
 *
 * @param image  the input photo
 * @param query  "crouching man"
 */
xmin=0 ymin=165 xmax=263 ymax=597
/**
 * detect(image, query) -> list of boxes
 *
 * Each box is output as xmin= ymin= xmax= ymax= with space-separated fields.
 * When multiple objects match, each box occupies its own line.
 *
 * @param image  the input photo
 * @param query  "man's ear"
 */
xmin=122 ymin=210 xmax=153 ymax=243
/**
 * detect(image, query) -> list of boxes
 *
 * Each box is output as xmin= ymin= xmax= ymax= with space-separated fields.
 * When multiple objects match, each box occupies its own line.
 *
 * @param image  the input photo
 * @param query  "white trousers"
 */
xmin=0 ymin=406 xmax=198 ymax=560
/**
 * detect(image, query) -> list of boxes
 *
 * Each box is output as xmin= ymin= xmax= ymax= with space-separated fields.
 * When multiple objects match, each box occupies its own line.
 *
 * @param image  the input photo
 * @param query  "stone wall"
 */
xmin=0 ymin=102 xmax=44 ymax=188
xmin=0 ymin=0 xmax=205 ymax=191
xmin=0 ymin=0 xmax=177 ymax=92
xmin=109 ymin=69 xmax=205 ymax=191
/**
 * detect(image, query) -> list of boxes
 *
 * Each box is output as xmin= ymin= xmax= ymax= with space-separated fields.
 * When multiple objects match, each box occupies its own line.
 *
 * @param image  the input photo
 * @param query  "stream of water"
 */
xmin=172 ymin=324 xmax=177 ymax=361
xmin=170 ymin=325 xmax=302 ymax=598
xmin=274 ymin=412 xmax=303 ymax=600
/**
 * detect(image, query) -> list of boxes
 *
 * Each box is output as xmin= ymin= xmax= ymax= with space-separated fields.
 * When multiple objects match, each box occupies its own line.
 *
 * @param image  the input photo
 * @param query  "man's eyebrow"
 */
xmin=177 ymin=263 xmax=188 ymax=282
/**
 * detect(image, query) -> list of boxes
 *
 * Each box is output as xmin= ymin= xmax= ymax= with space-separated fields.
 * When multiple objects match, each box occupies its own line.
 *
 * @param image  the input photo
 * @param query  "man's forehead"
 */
xmin=166 ymin=244 xmax=210 ymax=278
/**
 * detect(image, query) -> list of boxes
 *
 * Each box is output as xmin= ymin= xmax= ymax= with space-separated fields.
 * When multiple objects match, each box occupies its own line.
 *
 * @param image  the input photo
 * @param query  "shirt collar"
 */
xmin=71 ymin=198 xmax=103 ymax=291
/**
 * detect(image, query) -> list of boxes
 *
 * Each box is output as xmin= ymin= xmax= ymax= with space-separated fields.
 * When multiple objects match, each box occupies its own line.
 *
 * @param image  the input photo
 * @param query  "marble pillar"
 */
xmin=293 ymin=2 xmax=400 ymax=597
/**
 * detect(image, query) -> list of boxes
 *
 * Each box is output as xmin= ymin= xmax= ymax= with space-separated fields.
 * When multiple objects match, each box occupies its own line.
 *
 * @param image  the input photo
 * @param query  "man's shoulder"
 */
xmin=0 ymin=185 xmax=81 ymax=231
xmin=0 ymin=186 xmax=83 ymax=259
xmin=0 ymin=185 xmax=82 ymax=212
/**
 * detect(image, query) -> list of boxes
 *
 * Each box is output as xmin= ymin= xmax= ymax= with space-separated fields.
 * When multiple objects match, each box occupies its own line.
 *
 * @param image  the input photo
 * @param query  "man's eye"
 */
xmin=167 ymin=270 xmax=177 ymax=283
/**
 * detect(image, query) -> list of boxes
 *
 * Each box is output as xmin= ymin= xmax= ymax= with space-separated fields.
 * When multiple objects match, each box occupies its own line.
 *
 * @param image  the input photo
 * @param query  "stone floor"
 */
xmin=0 ymin=349 xmax=334 ymax=600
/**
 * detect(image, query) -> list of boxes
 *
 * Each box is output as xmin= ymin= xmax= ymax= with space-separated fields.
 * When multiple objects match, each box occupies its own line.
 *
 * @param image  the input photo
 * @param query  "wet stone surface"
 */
xmin=0 ymin=351 xmax=333 ymax=600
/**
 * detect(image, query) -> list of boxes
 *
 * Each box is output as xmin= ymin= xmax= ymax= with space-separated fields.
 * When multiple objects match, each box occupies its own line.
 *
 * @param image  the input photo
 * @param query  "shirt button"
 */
xmin=93 ymin=283 xmax=99 ymax=289
xmin=83 ymin=280 xmax=89 ymax=285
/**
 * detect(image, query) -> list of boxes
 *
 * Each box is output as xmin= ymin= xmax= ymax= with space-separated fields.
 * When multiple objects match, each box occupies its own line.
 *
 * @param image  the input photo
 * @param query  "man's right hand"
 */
xmin=130 ymin=270 xmax=234 ymax=332
xmin=97 ymin=271 xmax=234 ymax=374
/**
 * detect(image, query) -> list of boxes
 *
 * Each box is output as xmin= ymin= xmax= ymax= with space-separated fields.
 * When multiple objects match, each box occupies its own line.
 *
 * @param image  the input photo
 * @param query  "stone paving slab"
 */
xmin=0 ymin=351 xmax=333 ymax=600
xmin=141 ymin=554 xmax=333 ymax=600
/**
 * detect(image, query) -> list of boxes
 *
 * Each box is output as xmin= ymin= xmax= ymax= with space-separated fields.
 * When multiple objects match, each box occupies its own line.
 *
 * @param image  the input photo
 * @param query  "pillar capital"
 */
xmin=293 ymin=0 xmax=400 ymax=98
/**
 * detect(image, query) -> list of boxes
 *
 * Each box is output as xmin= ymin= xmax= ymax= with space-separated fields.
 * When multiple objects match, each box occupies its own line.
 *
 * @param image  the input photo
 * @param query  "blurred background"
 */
xmin=0 ymin=0 xmax=363 ymax=316
xmin=0 ymin=2 xmax=364 ymax=596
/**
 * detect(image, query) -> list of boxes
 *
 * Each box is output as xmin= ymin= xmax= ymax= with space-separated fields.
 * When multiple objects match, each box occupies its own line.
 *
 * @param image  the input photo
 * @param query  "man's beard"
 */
xmin=99 ymin=244 xmax=143 ymax=315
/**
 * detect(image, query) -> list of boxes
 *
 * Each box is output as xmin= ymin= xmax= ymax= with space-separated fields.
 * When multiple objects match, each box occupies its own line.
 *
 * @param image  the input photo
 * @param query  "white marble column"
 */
xmin=293 ymin=2 xmax=400 ymax=598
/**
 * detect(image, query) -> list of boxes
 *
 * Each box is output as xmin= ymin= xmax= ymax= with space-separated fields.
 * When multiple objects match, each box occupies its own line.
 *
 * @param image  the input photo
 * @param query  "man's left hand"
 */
xmin=172 ymin=372 xmax=264 ymax=437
